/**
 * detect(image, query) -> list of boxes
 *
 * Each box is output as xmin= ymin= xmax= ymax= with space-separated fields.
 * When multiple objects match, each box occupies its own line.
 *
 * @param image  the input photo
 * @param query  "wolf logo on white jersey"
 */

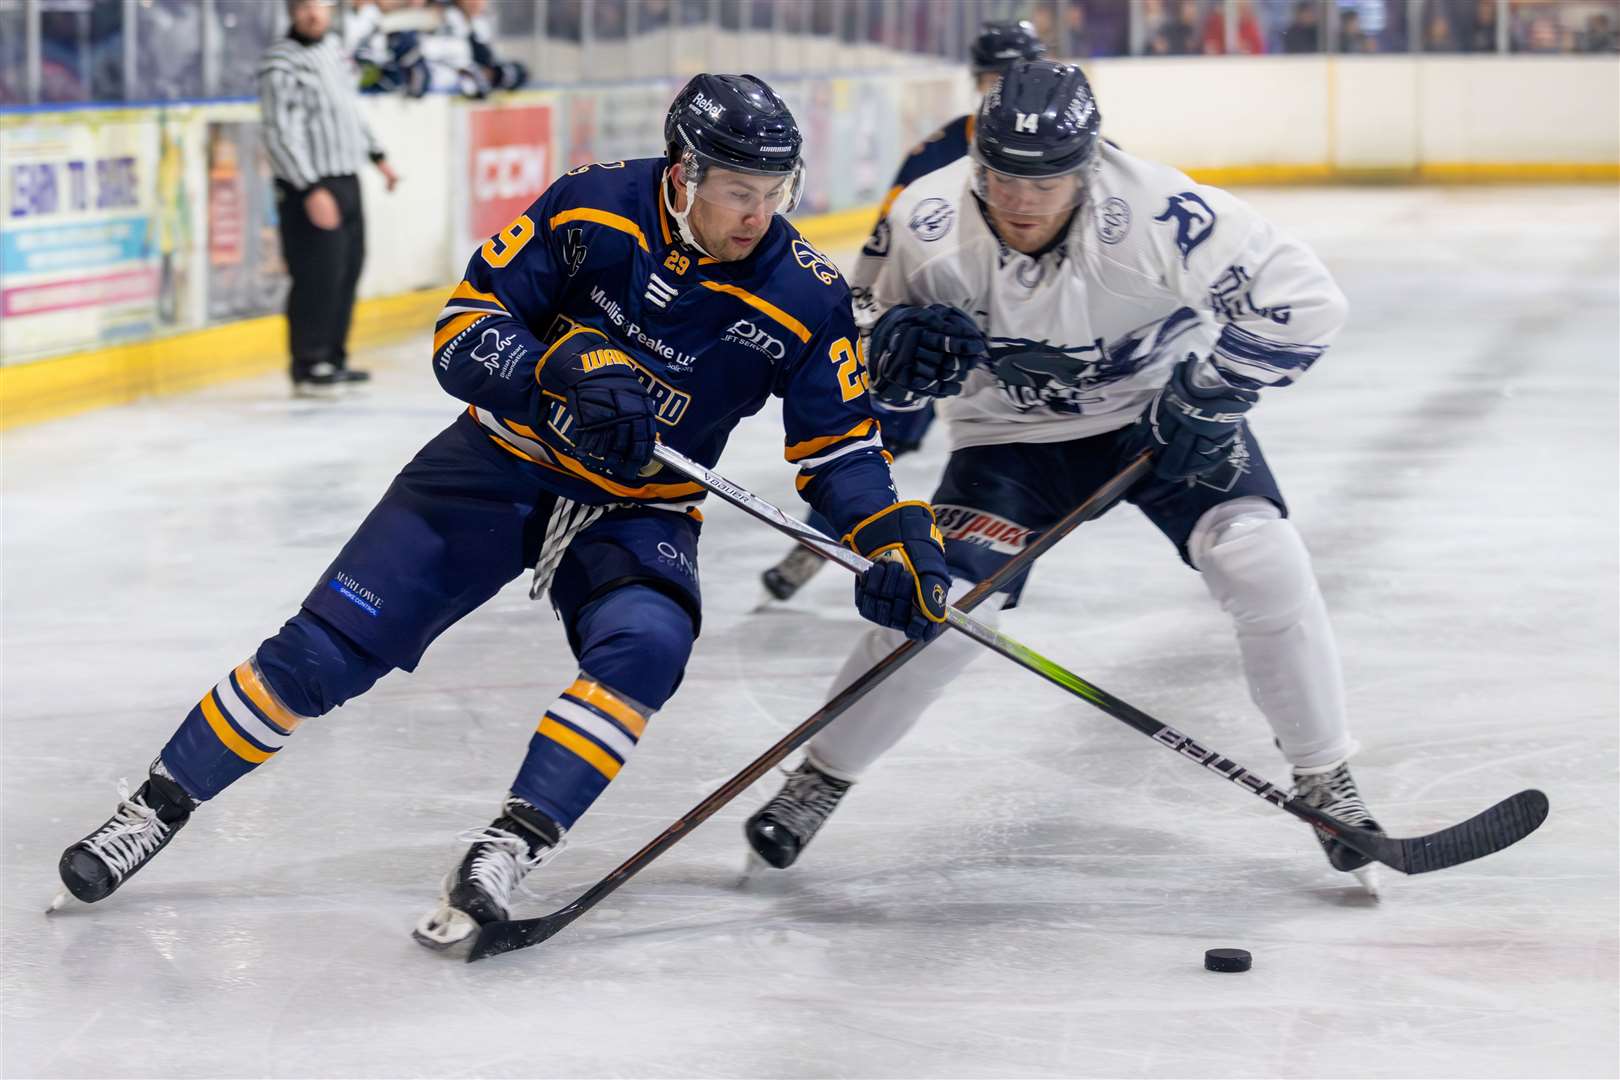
xmin=860 ymin=142 xmax=1349 ymax=451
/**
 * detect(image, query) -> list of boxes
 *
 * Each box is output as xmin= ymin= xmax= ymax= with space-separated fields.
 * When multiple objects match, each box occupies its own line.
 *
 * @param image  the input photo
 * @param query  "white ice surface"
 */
xmin=3 ymin=186 xmax=1616 ymax=1079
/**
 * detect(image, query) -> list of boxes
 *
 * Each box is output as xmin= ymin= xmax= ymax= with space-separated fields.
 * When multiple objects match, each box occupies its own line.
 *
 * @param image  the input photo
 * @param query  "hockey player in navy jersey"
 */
xmin=759 ymin=19 xmax=1047 ymax=604
xmin=746 ymin=61 xmax=1385 ymax=886
xmin=52 ymin=74 xmax=950 ymax=950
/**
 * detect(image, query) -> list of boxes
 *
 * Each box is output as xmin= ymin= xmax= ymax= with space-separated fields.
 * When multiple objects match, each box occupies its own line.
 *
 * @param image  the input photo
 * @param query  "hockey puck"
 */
xmin=1203 ymin=948 xmax=1252 ymax=973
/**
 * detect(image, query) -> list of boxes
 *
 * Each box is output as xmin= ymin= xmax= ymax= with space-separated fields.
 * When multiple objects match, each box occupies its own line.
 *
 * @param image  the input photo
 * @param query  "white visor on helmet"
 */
xmin=971 ymin=153 xmax=1088 ymax=218
xmin=677 ymin=146 xmax=804 ymax=218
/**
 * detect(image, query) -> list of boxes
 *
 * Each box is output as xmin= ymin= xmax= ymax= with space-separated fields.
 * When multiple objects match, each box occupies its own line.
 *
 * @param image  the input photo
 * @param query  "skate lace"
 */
xmin=1298 ymin=765 xmax=1372 ymax=826
xmin=85 ymin=780 xmax=171 ymax=881
xmin=455 ymin=825 xmax=568 ymax=904
xmin=763 ymin=769 xmax=848 ymax=844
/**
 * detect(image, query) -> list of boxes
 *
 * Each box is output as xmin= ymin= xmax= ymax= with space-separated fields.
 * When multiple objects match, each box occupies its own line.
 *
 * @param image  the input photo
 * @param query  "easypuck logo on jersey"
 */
xmin=1155 ymin=191 xmax=1217 ymax=266
xmin=934 ymin=505 xmax=1032 ymax=554
xmin=909 ymin=198 xmax=955 ymax=242
xmin=1096 ymin=196 xmax=1131 ymax=244
xmin=722 ymin=318 xmax=785 ymax=360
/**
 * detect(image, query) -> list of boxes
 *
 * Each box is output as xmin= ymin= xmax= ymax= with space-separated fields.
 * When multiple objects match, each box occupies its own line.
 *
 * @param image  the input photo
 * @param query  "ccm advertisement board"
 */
xmin=462 ymin=97 xmax=556 ymax=253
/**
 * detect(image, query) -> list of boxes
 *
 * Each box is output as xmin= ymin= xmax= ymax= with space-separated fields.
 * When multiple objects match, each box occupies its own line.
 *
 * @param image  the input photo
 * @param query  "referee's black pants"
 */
xmin=276 ymin=174 xmax=365 ymax=379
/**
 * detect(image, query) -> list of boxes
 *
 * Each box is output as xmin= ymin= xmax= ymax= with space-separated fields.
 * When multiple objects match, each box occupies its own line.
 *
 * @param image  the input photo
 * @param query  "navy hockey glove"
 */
xmin=868 ymin=304 xmax=988 ymax=408
xmin=1125 ymin=356 xmax=1259 ymax=482
xmin=845 ymin=501 xmax=951 ymax=641
xmin=535 ymin=328 xmax=656 ymax=483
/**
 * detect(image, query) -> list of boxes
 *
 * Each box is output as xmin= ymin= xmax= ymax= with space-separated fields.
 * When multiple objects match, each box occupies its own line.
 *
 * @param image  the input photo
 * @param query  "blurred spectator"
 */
xmin=1201 ymin=0 xmax=1266 ymax=53
xmin=0 ymin=2 xmax=25 ymax=103
xmin=679 ymin=0 xmax=710 ymax=27
xmin=595 ymin=0 xmax=628 ymax=38
xmin=1282 ymin=0 xmax=1322 ymax=50
xmin=1338 ymin=7 xmax=1374 ymax=49
xmin=1029 ymin=0 xmax=1058 ymax=51
xmin=1064 ymin=1 xmax=1094 ymax=56
xmin=1337 ymin=0 xmax=1403 ymax=50
xmin=809 ymin=0 xmax=836 ymax=36
xmin=1150 ymin=0 xmax=1202 ymax=54
xmin=351 ymin=0 xmax=527 ymax=99
xmin=1424 ymin=6 xmax=1460 ymax=49
xmin=1071 ymin=0 xmax=1131 ymax=57
xmin=38 ymin=0 xmax=126 ymax=103
xmin=638 ymin=0 xmax=672 ymax=32
xmin=133 ymin=0 xmax=210 ymax=99
xmin=1510 ymin=2 xmax=1571 ymax=51
xmin=216 ymin=0 xmax=285 ymax=97
xmin=547 ymin=0 xmax=584 ymax=41
xmin=443 ymin=0 xmax=529 ymax=94
xmin=351 ymin=0 xmax=427 ymax=96
xmin=1582 ymin=10 xmax=1617 ymax=51
xmin=1464 ymin=0 xmax=1500 ymax=50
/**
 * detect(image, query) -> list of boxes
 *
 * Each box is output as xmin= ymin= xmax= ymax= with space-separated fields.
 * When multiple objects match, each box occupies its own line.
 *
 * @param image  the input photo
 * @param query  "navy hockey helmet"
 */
xmin=664 ymin=74 xmax=803 ymax=192
xmin=663 ymin=73 xmax=804 ymax=254
xmin=970 ymin=19 xmax=1047 ymax=76
xmin=972 ymin=60 xmax=1101 ymax=216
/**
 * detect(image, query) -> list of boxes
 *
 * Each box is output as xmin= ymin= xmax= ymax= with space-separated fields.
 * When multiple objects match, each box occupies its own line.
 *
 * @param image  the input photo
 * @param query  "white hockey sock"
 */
xmin=806 ymin=578 xmax=1004 ymax=781
xmin=1189 ymin=498 xmax=1355 ymax=770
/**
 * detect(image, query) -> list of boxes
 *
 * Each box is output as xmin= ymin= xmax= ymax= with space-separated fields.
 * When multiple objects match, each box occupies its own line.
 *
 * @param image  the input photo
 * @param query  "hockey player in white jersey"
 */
xmin=747 ymin=60 xmax=1382 ymax=881
xmin=759 ymin=19 xmax=1047 ymax=604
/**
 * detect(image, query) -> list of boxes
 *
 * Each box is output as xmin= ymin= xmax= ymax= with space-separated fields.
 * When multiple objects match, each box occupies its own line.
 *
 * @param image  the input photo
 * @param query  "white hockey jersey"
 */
xmin=862 ymin=143 xmax=1349 ymax=450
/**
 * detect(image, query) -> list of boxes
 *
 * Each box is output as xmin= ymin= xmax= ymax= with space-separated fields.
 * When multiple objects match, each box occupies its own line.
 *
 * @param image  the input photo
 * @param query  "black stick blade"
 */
xmin=1366 ymin=789 xmax=1550 ymax=875
xmin=467 ymin=912 xmax=570 ymax=962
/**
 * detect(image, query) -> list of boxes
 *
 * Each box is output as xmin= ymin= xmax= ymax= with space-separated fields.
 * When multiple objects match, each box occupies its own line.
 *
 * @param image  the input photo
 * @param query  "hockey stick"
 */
xmin=645 ymin=445 xmax=1549 ymax=875
xmin=464 ymin=452 xmax=1153 ymax=961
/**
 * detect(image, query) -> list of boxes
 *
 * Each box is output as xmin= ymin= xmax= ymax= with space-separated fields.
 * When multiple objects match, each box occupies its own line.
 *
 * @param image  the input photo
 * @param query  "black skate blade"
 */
xmin=1305 ymin=789 xmax=1550 ymax=875
xmin=466 ymin=911 xmax=571 ymax=962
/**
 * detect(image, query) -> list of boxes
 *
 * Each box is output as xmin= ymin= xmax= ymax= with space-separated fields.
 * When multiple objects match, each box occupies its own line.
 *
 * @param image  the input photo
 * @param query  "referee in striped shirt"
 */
xmin=259 ymin=0 xmax=400 ymax=394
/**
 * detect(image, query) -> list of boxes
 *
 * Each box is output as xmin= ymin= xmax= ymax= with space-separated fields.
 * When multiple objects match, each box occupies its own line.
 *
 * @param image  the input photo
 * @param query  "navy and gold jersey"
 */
xmin=431 ymin=157 xmax=896 ymax=535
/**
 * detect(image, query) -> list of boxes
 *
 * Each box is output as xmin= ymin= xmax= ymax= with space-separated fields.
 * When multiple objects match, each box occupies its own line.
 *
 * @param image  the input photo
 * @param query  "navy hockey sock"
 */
xmin=509 ymin=587 xmax=693 ymax=828
xmin=509 ymin=676 xmax=652 ymax=830
xmin=160 ymin=611 xmax=390 ymax=800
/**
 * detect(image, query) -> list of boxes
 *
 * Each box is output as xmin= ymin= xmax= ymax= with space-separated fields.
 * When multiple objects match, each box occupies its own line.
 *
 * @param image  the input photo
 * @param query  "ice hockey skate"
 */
xmin=413 ymin=796 xmax=566 ymax=951
xmin=1293 ymin=759 xmax=1385 ymax=895
xmin=759 ymin=544 xmax=825 ymax=604
xmin=51 ymin=763 xmax=196 ymax=911
xmin=744 ymin=760 xmax=852 ymax=869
